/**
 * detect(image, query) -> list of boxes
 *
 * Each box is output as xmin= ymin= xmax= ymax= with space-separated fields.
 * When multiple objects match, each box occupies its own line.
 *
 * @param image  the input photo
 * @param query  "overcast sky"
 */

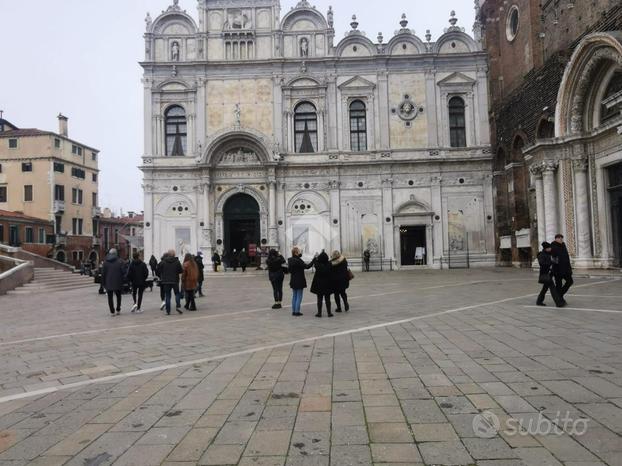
xmin=0 ymin=0 xmax=476 ymax=214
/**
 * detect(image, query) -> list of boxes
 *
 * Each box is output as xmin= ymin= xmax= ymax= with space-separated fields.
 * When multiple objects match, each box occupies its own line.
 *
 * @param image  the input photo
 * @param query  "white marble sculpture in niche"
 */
xmin=171 ymin=41 xmax=180 ymax=61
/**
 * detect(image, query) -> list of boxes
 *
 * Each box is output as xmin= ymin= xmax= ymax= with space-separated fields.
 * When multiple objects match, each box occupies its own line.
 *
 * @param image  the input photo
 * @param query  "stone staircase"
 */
xmin=7 ymin=267 xmax=96 ymax=295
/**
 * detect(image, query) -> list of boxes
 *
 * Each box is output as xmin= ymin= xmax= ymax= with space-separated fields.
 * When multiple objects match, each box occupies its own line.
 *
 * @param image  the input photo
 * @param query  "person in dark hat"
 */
xmin=536 ymin=242 xmax=565 ymax=307
xmin=550 ymin=233 xmax=573 ymax=302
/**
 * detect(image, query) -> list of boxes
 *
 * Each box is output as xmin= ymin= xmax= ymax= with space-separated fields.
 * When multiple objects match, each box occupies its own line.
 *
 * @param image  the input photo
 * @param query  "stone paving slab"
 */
xmin=0 ymin=269 xmax=619 ymax=465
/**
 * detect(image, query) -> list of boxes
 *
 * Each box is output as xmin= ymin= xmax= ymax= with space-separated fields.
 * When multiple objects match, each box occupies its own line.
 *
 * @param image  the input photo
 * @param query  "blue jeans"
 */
xmin=292 ymin=288 xmax=304 ymax=314
xmin=163 ymin=284 xmax=181 ymax=313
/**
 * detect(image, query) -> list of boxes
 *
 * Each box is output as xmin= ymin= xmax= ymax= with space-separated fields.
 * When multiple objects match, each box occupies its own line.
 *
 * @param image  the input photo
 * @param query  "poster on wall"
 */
xmin=175 ymin=227 xmax=192 ymax=257
xmin=361 ymin=214 xmax=380 ymax=255
xmin=292 ymin=224 xmax=310 ymax=255
xmin=447 ymin=197 xmax=484 ymax=252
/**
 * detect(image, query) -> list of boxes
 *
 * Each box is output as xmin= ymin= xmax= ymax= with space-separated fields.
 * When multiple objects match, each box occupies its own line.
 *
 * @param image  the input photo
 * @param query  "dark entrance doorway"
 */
xmin=224 ymin=193 xmax=260 ymax=256
xmin=609 ymin=162 xmax=622 ymax=267
xmin=400 ymin=225 xmax=426 ymax=266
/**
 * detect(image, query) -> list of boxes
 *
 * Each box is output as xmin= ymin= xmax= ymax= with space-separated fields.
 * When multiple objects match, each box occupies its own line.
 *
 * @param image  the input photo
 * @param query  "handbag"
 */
xmin=347 ymin=269 xmax=354 ymax=281
xmin=538 ymin=272 xmax=551 ymax=284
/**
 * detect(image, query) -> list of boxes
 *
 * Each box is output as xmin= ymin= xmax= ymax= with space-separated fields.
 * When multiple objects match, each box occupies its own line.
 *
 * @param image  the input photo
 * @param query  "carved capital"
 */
xmin=572 ymin=158 xmax=589 ymax=172
xmin=542 ymin=160 xmax=559 ymax=173
xmin=529 ymin=164 xmax=543 ymax=178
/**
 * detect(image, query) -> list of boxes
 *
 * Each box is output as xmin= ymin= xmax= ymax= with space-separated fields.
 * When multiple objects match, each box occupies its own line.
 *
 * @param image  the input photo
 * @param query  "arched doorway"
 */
xmin=56 ymin=250 xmax=66 ymax=263
xmin=224 ymin=193 xmax=260 ymax=256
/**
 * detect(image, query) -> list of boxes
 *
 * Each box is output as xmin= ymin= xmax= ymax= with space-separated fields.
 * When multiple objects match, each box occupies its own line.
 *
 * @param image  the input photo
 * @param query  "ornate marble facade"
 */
xmin=140 ymin=0 xmax=495 ymax=269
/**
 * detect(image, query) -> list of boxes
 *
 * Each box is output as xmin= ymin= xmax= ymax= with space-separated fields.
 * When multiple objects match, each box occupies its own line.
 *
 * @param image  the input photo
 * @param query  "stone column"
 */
xmin=268 ymin=179 xmax=278 ymax=246
xmin=542 ymin=160 xmax=559 ymax=242
xmin=424 ymin=68 xmax=438 ymax=147
xmin=329 ymin=180 xmax=341 ymax=253
xmin=573 ymin=158 xmax=592 ymax=261
xmin=143 ymin=78 xmax=153 ymax=156
xmin=381 ymin=178 xmax=394 ymax=264
xmin=530 ymin=164 xmax=546 ymax=246
xmin=143 ymin=184 xmax=154 ymax=260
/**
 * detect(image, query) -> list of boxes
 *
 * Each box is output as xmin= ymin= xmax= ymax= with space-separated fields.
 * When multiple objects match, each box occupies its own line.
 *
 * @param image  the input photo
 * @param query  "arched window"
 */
xmin=349 ymin=100 xmax=367 ymax=151
xmin=294 ymin=102 xmax=318 ymax=153
xmin=536 ymin=118 xmax=555 ymax=139
xmin=449 ymin=97 xmax=466 ymax=148
xmin=165 ymin=105 xmax=187 ymax=156
xmin=601 ymin=69 xmax=622 ymax=125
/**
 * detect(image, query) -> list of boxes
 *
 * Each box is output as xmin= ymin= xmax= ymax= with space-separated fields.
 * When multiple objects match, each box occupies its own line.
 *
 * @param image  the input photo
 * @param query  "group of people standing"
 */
xmin=267 ymin=248 xmax=352 ymax=317
xmin=536 ymin=233 xmax=574 ymax=307
xmin=210 ymin=248 xmax=251 ymax=273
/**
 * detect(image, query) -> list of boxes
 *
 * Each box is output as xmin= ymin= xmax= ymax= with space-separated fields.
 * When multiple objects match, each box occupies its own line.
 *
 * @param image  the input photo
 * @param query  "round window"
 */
xmin=506 ymin=6 xmax=519 ymax=42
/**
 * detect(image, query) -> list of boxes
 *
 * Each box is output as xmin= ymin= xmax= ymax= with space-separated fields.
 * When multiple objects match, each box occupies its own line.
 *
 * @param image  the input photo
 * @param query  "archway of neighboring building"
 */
xmin=536 ymin=117 xmax=555 ymax=139
xmin=88 ymin=250 xmax=98 ymax=266
xmin=608 ymin=161 xmax=622 ymax=267
xmin=56 ymin=250 xmax=66 ymax=263
xmin=223 ymin=193 xmax=260 ymax=264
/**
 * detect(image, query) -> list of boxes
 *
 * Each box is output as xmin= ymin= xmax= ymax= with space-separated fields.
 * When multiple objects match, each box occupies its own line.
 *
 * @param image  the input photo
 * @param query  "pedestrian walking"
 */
xmin=551 ymin=233 xmax=573 ymax=302
xmin=536 ymin=242 xmax=565 ymax=307
xmin=239 ymin=248 xmax=249 ymax=272
xmin=311 ymin=251 xmax=333 ymax=318
xmin=195 ymin=252 xmax=205 ymax=297
xmin=221 ymin=250 xmax=229 ymax=272
xmin=158 ymin=249 xmax=183 ymax=315
xmin=102 ymin=248 xmax=124 ymax=316
xmin=288 ymin=247 xmax=313 ymax=316
xmin=156 ymin=253 xmax=167 ymax=310
xmin=211 ymin=251 xmax=221 ymax=273
xmin=363 ymin=249 xmax=371 ymax=272
xmin=182 ymin=253 xmax=199 ymax=311
xmin=127 ymin=251 xmax=149 ymax=313
xmin=266 ymin=249 xmax=286 ymax=309
xmin=231 ymin=249 xmax=239 ymax=271
xmin=149 ymin=255 xmax=158 ymax=276
xmin=330 ymin=250 xmax=350 ymax=312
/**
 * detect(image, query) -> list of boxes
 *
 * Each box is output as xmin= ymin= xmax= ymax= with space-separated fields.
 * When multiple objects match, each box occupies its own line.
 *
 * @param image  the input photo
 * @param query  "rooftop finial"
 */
xmin=425 ymin=29 xmax=432 ymax=42
xmin=449 ymin=10 xmax=458 ymax=27
xmin=377 ymin=32 xmax=384 ymax=44
xmin=327 ymin=6 xmax=334 ymax=27
xmin=400 ymin=13 xmax=408 ymax=29
xmin=350 ymin=14 xmax=359 ymax=30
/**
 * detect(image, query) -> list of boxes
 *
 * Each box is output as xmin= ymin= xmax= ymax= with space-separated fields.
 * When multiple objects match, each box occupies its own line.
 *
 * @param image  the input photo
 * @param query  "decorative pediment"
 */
xmin=437 ymin=72 xmax=476 ymax=87
xmin=338 ymin=76 xmax=376 ymax=91
xmin=217 ymin=148 xmax=261 ymax=166
xmin=289 ymin=78 xmax=321 ymax=88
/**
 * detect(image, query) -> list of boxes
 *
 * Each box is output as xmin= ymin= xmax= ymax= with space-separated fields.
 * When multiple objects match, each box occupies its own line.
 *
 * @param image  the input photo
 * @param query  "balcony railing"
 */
xmin=92 ymin=236 xmax=100 ymax=246
xmin=55 ymin=234 xmax=67 ymax=246
xmin=54 ymin=200 xmax=65 ymax=213
xmin=92 ymin=206 xmax=101 ymax=217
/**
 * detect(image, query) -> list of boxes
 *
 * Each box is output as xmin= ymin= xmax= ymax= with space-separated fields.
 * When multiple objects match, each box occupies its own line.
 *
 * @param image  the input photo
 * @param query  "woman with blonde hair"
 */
xmin=330 ymin=250 xmax=350 ymax=312
xmin=287 ymin=247 xmax=314 ymax=316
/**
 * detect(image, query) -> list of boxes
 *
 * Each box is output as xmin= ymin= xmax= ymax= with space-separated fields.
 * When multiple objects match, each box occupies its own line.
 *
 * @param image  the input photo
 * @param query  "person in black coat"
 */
xmin=551 ymin=233 xmax=573 ymax=301
xmin=239 ymin=248 xmax=249 ymax=272
xmin=330 ymin=250 xmax=350 ymax=312
xmin=311 ymin=251 xmax=333 ymax=318
xmin=195 ymin=252 xmax=205 ymax=297
xmin=537 ymin=242 xmax=565 ymax=307
xmin=288 ymin=247 xmax=314 ymax=316
xmin=231 ymin=249 xmax=239 ymax=271
xmin=157 ymin=250 xmax=184 ymax=315
xmin=266 ymin=249 xmax=286 ymax=309
xmin=127 ymin=251 xmax=149 ymax=313
xmin=211 ymin=252 xmax=221 ymax=273
xmin=102 ymin=248 xmax=124 ymax=316
xmin=149 ymin=255 xmax=158 ymax=276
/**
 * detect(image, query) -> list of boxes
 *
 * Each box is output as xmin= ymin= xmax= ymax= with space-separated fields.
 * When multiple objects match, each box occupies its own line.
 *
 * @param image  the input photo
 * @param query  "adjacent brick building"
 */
xmin=480 ymin=0 xmax=622 ymax=267
xmin=0 ymin=209 xmax=54 ymax=257
xmin=96 ymin=210 xmax=144 ymax=263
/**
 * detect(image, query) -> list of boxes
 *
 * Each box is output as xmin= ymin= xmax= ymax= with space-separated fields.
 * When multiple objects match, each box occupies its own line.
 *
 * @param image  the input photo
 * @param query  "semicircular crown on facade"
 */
xmin=140 ymin=0 xmax=496 ymax=269
xmin=494 ymin=29 xmax=622 ymax=269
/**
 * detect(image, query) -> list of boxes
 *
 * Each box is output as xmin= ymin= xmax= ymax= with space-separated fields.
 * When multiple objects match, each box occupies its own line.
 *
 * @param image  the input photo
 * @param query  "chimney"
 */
xmin=57 ymin=113 xmax=68 ymax=136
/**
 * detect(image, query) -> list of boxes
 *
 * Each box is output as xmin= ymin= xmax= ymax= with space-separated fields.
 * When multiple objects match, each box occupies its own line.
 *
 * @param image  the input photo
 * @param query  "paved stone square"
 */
xmin=0 ymin=268 xmax=620 ymax=465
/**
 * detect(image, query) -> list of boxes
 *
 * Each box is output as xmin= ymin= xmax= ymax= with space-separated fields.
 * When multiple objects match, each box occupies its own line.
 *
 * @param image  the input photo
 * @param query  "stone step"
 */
xmin=7 ymin=282 xmax=96 ymax=295
xmin=31 ymin=276 xmax=93 ymax=285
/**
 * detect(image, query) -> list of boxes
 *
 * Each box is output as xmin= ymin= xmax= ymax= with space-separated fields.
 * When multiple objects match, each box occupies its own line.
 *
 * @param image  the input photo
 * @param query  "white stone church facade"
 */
xmin=140 ymin=0 xmax=495 ymax=269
